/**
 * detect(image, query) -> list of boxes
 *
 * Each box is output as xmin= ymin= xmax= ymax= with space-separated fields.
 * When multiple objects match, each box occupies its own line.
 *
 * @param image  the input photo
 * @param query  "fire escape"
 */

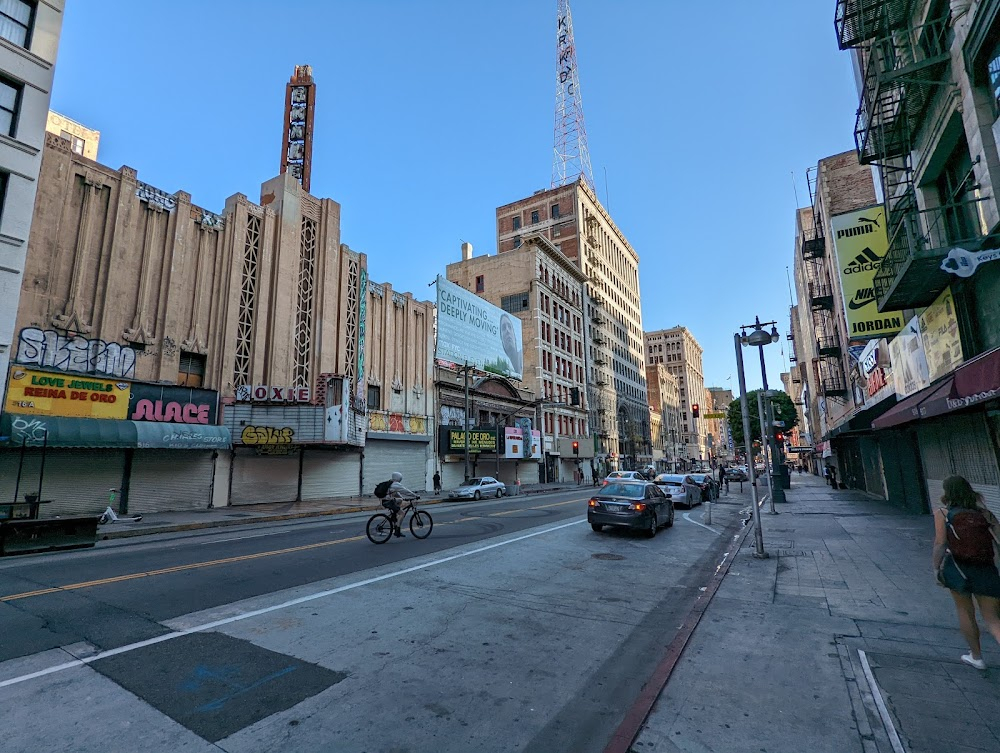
xmin=838 ymin=0 xmax=983 ymax=309
xmin=803 ymin=168 xmax=848 ymax=400
xmin=585 ymin=213 xmax=612 ymax=451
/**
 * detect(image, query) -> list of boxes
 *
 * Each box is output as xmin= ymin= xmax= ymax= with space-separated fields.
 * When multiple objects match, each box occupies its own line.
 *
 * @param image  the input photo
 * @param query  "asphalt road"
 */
xmin=0 ymin=486 xmax=754 ymax=753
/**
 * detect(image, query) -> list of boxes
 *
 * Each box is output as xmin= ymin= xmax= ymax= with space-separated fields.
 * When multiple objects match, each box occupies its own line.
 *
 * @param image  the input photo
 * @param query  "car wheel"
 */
xmin=591 ymin=523 xmax=603 ymax=532
xmin=473 ymin=490 xmax=481 ymax=500
xmin=496 ymin=488 xmax=503 ymax=498
xmin=645 ymin=512 xmax=658 ymax=538
xmin=666 ymin=504 xmax=674 ymax=527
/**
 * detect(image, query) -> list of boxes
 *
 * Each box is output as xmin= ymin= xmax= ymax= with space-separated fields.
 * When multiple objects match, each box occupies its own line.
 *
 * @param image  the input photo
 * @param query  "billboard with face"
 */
xmin=435 ymin=276 xmax=524 ymax=381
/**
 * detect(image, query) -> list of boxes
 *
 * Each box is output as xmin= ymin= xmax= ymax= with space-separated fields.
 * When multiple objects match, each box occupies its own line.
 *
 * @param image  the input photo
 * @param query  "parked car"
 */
xmin=653 ymin=474 xmax=702 ymax=508
xmin=724 ymin=466 xmax=746 ymax=481
xmin=603 ymin=470 xmax=646 ymax=485
xmin=639 ymin=466 xmax=658 ymax=480
xmin=449 ymin=476 xmax=505 ymax=500
xmin=689 ymin=473 xmax=718 ymax=502
xmin=588 ymin=480 xmax=674 ymax=537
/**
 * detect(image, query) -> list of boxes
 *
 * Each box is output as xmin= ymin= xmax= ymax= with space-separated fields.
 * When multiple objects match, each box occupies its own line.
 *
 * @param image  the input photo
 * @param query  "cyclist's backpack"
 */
xmin=946 ymin=509 xmax=996 ymax=566
xmin=373 ymin=479 xmax=393 ymax=499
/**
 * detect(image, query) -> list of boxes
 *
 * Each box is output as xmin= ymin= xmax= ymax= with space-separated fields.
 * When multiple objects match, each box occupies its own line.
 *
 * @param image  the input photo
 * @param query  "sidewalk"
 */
xmin=634 ymin=473 xmax=1000 ymax=753
xmin=97 ymin=482 xmax=580 ymax=540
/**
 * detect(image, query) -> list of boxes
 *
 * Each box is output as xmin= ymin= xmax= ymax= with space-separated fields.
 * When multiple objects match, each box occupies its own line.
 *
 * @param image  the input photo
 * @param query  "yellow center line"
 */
xmin=0 ymin=497 xmax=589 ymax=603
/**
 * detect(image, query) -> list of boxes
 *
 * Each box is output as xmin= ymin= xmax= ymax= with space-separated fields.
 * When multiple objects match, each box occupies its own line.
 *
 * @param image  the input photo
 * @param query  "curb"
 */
xmin=100 ymin=486 xmax=578 ymax=541
xmin=603 ymin=515 xmax=755 ymax=753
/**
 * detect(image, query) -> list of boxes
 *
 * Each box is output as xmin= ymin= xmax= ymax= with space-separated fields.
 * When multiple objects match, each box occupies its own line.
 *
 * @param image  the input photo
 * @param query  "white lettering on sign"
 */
xmin=235 ymin=385 xmax=311 ymax=403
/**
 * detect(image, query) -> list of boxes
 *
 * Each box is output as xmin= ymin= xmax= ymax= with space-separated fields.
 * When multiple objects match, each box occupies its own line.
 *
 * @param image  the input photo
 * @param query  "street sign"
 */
xmin=704 ymin=412 xmax=726 ymax=419
xmin=772 ymin=420 xmax=786 ymax=428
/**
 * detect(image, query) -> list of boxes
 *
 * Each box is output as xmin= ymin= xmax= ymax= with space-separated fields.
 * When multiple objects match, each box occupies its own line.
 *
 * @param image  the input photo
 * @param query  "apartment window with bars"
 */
xmin=178 ymin=351 xmax=207 ymax=387
xmin=0 ymin=0 xmax=33 ymax=48
xmin=501 ymin=292 xmax=530 ymax=313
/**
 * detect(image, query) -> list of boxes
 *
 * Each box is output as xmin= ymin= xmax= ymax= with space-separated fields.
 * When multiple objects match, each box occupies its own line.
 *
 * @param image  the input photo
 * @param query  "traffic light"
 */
xmin=572 ymin=441 xmax=579 ymax=455
xmin=775 ymin=432 xmax=784 ymax=443
xmin=692 ymin=403 xmax=700 ymax=418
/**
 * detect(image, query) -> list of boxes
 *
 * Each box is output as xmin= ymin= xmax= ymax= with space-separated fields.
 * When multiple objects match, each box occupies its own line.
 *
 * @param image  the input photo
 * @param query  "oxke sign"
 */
xmin=235 ymin=385 xmax=311 ymax=403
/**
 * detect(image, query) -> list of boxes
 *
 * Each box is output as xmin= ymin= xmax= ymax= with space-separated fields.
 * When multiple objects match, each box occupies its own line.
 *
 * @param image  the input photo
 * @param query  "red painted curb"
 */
xmin=603 ymin=519 xmax=755 ymax=753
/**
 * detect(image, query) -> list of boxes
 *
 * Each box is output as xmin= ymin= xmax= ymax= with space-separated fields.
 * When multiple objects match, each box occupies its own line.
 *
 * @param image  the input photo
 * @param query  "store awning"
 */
xmin=0 ymin=414 xmax=231 ymax=449
xmin=827 ymin=394 xmax=899 ymax=440
xmin=872 ymin=347 xmax=1000 ymax=430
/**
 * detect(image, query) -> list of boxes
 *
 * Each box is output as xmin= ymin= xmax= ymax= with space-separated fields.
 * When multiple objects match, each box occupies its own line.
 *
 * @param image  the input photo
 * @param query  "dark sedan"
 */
xmin=588 ymin=481 xmax=674 ymax=537
xmin=689 ymin=473 xmax=719 ymax=502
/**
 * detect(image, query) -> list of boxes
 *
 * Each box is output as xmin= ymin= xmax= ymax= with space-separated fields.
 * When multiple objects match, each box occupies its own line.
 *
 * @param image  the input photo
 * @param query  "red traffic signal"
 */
xmin=692 ymin=403 xmax=700 ymax=418
xmin=775 ymin=432 xmax=784 ymax=443
xmin=572 ymin=441 xmax=580 ymax=455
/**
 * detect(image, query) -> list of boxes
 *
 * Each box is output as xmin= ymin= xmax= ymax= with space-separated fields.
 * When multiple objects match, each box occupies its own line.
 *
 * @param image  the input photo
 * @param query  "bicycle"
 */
xmin=366 ymin=496 xmax=433 ymax=544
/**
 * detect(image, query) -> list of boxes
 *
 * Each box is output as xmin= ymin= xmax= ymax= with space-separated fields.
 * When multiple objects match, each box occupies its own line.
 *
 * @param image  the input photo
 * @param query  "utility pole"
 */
xmin=462 ymin=362 xmax=472 ymax=483
xmin=736 ymin=331 xmax=767 ymax=559
xmin=756 ymin=391 xmax=776 ymax=514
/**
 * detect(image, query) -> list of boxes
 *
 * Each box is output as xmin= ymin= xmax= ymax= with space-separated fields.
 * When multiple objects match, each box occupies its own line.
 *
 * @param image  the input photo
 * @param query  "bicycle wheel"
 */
xmin=409 ymin=510 xmax=433 ymax=539
xmin=366 ymin=514 xmax=394 ymax=544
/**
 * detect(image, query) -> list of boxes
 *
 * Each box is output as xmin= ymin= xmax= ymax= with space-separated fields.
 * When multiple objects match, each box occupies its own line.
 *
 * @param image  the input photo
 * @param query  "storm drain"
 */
xmin=91 ymin=632 xmax=346 ymax=743
xmin=592 ymin=553 xmax=625 ymax=561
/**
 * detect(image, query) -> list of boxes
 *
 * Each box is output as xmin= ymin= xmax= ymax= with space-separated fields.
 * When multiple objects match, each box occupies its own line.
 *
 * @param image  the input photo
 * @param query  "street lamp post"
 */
xmin=756 ymin=390 xmax=776 ymax=514
xmin=735 ymin=331 xmax=767 ymax=559
xmin=754 ymin=324 xmax=787 ymax=506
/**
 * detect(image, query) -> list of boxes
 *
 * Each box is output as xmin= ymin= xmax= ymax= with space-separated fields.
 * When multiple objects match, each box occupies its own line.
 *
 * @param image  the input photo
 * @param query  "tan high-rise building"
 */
xmin=446 ymin=233 xmax=591 ymax=483
xmin=646 ymin=363 xmax=681 ymax=472
xmin=45 ymin=111 xmax=99 ymax=161
xmin=645 ymin=327 xmax=708 ymax=467
xmin=707 ymin=387 xmax=735 ymax=462
xmin=496 ymin=178 xmax=650 ymax=472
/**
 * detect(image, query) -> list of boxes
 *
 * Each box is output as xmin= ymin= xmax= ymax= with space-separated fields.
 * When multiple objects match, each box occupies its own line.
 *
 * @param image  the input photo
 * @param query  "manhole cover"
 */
xmin=592 ymin=553 xmax=625 ymax=561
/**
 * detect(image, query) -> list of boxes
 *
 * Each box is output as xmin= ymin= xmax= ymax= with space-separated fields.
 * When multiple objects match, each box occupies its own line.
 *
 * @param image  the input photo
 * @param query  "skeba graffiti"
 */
xmin=240 ymin=425 xmax=295 ymax=445
xmin=16 ymin=327 xmax=138 ymax=379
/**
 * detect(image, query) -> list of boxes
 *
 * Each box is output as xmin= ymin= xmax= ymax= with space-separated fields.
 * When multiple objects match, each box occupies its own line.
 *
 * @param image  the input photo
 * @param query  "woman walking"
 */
xmin=933 ymin=475 xmax=1000 ymax=669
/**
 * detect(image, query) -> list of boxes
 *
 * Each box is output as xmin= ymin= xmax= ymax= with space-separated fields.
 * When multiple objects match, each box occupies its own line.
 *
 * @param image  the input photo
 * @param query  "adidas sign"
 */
xmin=843 ymin=247 xmax=882 ymax=275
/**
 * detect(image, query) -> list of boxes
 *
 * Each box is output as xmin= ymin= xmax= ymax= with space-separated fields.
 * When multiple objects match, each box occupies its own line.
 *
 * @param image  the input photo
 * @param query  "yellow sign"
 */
xmin=830 ymin=206 xmax=905 ymax=340
xmin=4 ymin=366 xmax=130 ymax=419
xmin=919 ymin=287 xmax=964 ymax=382
xmin=703 ymin=412 xmax=727 ymax=419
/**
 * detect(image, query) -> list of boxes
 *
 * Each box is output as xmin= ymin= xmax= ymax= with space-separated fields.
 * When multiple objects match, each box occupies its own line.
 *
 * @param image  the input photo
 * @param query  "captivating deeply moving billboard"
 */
xmin=830 ymin=206 xmax=905 ymax=340
xmin=435 ymin=276 xmax=524 ymax=381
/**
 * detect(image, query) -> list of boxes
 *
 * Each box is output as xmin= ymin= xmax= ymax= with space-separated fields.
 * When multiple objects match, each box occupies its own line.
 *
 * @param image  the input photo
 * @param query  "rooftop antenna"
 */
xmin=552 ymin=0 xmax=594 ymax=190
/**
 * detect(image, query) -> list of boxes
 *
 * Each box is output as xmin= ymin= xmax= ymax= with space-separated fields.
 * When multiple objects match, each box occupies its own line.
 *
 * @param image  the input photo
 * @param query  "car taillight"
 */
xmin=588 ymin=499 xmax=598 ymax=507
xmin=628 ymin=502 xmax=646 ymax=511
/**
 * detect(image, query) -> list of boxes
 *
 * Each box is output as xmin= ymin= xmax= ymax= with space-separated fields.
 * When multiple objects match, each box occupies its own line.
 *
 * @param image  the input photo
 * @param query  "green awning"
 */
xmin=1 ymin=414 xmax=231 ymax=449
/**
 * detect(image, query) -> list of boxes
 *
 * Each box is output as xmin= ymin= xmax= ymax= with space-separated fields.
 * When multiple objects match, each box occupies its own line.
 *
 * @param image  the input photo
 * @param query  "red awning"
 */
xmin=873 ymin=347 xmax=1000 ymax=430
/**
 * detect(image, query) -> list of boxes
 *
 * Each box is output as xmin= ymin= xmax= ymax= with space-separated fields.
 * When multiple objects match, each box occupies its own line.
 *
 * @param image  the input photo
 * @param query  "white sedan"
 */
xmin=449 ymin=476 xmax=506 ymax=500
xmin=603 ymin=471 xmax=646 ymax=484
xmin=653 ymin=473 xmax=702 ymax=508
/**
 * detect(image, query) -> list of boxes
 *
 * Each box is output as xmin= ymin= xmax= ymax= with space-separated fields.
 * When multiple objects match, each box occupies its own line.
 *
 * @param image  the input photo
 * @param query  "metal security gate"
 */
xmin=363 ymin=440 xmax=428 ymax=496
xmin=918 ymin=413 xmax=1000 ymax=518
xmin=128 ymin=450 xmax=215 ymax=513
xmin=230 ymin=449 xmax=300 ymax=505
xmin=0 ymin=449 xmax=126 ymax=516
xmin=300 ymin=449 xmax=361 ymax=500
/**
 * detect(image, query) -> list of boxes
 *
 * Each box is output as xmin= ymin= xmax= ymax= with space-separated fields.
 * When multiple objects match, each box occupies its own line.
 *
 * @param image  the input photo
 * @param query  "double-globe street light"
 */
xmin=734 ymin=316 xmax=783 ymax=559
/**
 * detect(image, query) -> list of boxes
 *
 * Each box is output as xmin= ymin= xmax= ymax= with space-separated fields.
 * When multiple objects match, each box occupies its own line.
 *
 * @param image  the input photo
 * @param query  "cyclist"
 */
xmin=383 ymin=471 xmax=418 ymax=538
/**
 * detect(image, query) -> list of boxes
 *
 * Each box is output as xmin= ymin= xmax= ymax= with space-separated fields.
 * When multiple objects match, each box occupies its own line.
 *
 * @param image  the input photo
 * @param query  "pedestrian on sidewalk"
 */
xmin=933 ymin=475 xmax=1000 ymax=670
xmin=433 ymin=471 xmax=441 ymax=495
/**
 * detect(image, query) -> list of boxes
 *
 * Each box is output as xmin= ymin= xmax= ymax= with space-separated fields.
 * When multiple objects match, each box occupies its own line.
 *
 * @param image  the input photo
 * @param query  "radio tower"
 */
xmin=552 ymin=0 xmax=594 ymax=190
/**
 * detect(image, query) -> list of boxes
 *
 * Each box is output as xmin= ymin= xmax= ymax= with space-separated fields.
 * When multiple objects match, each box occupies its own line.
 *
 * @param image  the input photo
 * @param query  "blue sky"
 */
xmin=51 ymin=0 xmax=860 ymax=394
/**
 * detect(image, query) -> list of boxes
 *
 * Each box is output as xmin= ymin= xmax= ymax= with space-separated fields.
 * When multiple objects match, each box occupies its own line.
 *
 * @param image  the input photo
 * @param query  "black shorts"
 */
xmin=940 ymin=557 xmax=1000 ymax=598
xmin=381 ymin=498 xmax=400 ymax=514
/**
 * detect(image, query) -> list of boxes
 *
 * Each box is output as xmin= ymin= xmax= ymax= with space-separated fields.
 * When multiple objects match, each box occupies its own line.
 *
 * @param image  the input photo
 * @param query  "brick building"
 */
xmin=644 ymin=327 xmax=708 ymax=467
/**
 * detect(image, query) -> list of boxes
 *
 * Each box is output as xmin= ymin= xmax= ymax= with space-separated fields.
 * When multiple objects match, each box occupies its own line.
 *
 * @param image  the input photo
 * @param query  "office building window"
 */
xmin=501 ymin=292 xmax=530 ymax=313
xmin=514 ymin=235 xmax=522 ymax=248
xmin=0 ymin=76 xmax=21 ymax=137
xmin=0 ymin=0 xmax=32 ymax=48
xmin=475 ymin=275 xmax=484 ymax=293
xmin=531 ymin=210 xmax=539 ymax=224
xmin=178 ymin=351 xmax=207 ymax=387
xmin=551 ymin=203 xmax=560 ymax=219
xmin=512 ymin=215 xmax=521 ymax=231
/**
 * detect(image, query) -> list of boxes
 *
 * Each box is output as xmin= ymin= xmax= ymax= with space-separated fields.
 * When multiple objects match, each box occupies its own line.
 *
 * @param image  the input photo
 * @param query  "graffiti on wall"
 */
xmin=16 ymin=328 xmax=137 ymax=379
xmin=368 ymin=410 xmax=428 ymax=435
xmin=10 ymin=416 xmax=49 ymax=445
xmin=240 ymin=425 xmax=295 ymax=445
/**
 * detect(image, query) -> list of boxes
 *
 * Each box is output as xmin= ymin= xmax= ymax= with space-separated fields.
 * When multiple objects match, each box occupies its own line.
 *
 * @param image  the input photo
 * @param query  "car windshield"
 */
xmin=691 ymin=475 xmax=707 ymax=482
xmin=465 ymin=478 xmax=482 ymax=486
xmin=656 ymin=475 xmax=686 ymax=485
xmin=598 ymin=483 xmax=645 ymax=499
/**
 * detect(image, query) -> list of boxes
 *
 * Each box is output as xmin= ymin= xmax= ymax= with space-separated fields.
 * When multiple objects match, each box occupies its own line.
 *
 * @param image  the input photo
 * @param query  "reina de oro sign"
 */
xmin=4 ymin=366 xmax=130 ymax=419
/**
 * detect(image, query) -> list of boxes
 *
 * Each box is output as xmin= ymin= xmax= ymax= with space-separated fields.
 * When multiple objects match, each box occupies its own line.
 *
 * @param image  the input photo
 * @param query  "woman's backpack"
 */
xmin=946 ymin=509 xmax=996 ymax=566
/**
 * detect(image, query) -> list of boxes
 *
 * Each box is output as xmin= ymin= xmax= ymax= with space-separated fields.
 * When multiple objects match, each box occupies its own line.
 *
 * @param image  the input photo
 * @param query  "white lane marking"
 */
xmin=682 ymin=512 xmax=721 ymax=536
xmin=0 ymin=518 xmax=587 ymax=690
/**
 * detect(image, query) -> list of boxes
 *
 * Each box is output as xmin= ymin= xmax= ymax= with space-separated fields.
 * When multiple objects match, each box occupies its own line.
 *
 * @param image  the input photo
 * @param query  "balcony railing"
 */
xmin=808 ymin=282 xmax=835 ymax=311
xmin=836 ymin=0 xmax=914 ymax=50
xmin=821 ymin=376 xmax=849 ymax=397
xmin=874 ymin=197 xmax=990 ymax=310
xmin=801 ymin=226 xmax=826 ymax=259
xmin=816 ymin=337 xmax=842 ymax=358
